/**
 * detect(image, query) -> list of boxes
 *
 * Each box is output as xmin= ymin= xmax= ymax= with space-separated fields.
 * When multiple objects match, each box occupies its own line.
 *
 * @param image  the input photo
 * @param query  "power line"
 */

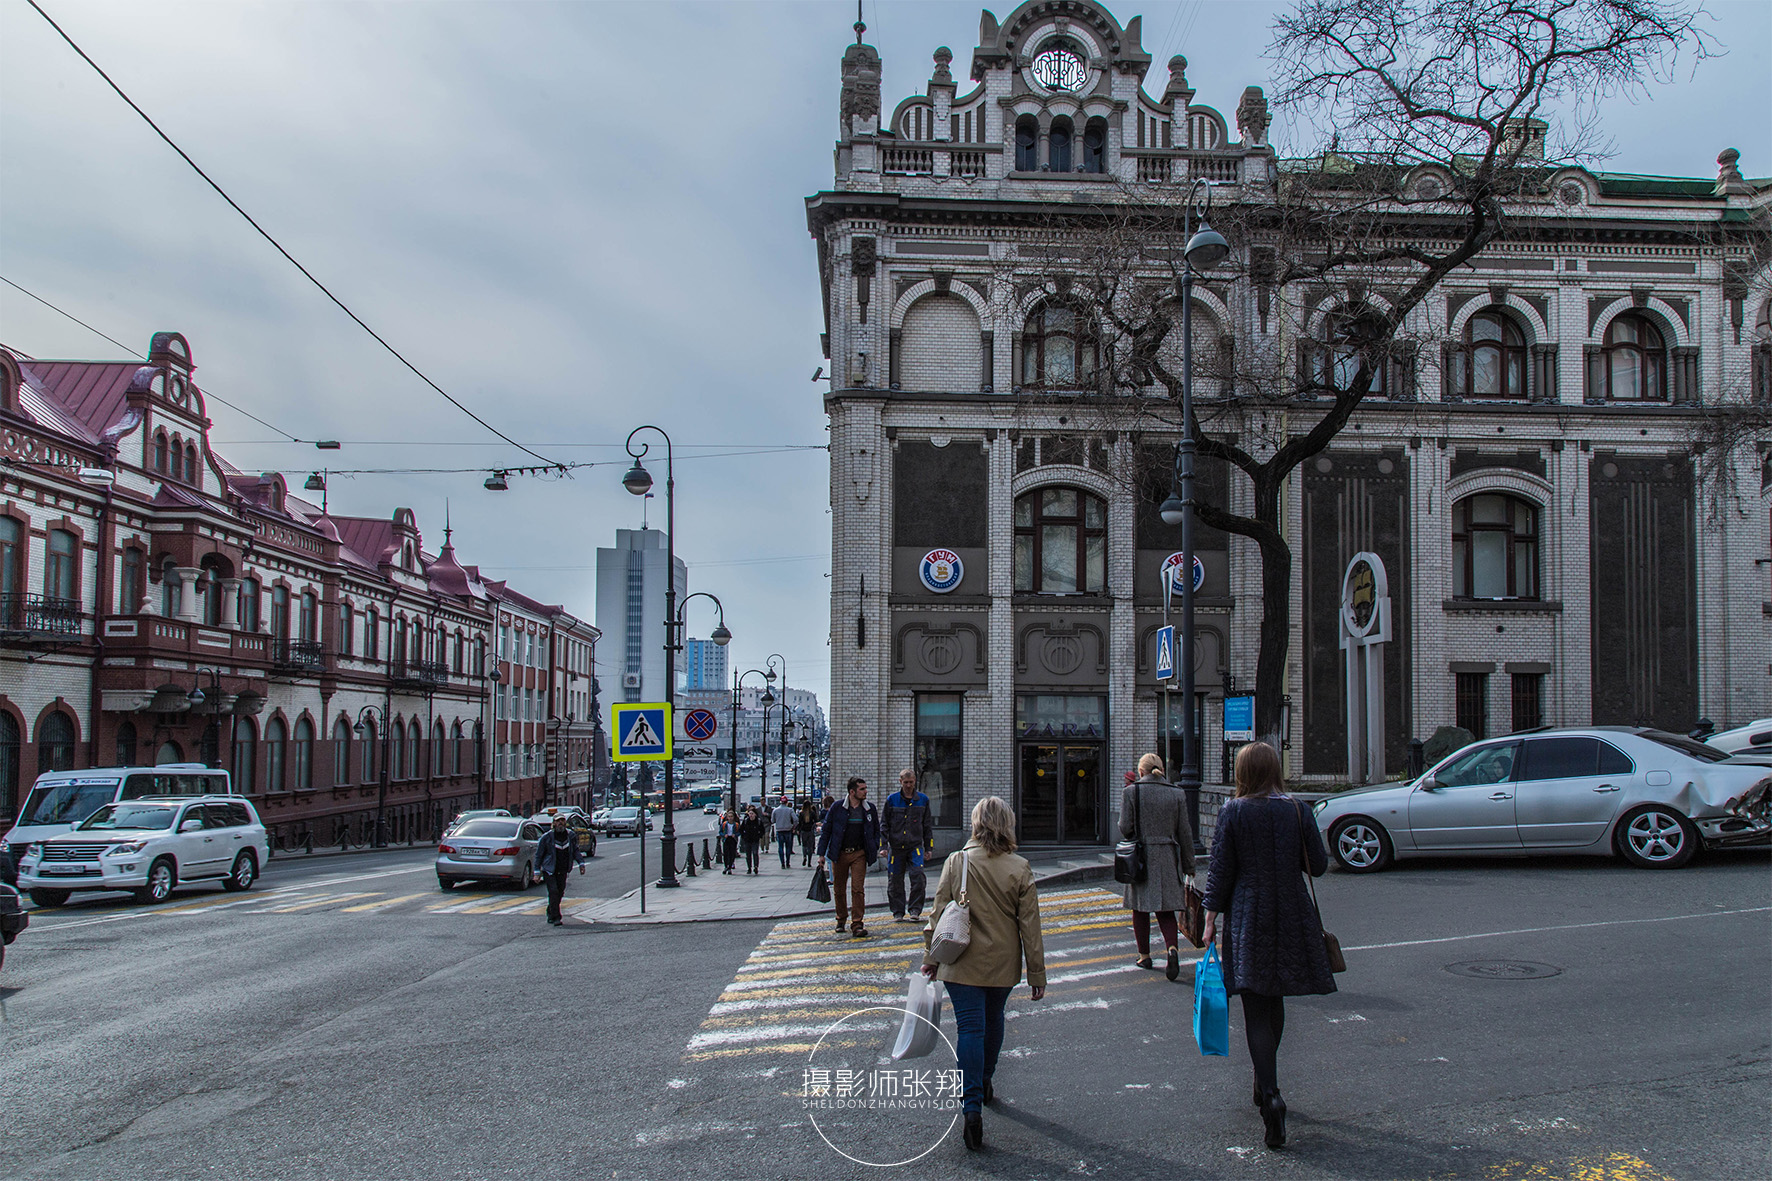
xmin=24 ymin=0 xmax=563 ymax=472
xmin=2 ymin=272 xmax=305 ymax=442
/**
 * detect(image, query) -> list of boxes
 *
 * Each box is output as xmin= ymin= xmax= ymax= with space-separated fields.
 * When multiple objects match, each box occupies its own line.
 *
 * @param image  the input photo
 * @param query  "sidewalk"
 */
xmin=570 ymin=845 xmax=1116 ymax=926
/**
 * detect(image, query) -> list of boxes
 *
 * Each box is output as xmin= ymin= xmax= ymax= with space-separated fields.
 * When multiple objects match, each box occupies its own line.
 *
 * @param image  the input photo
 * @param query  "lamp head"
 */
xmin=353 ymin=719 xmax=367 ymax=737
xmin=762 ymin=688 xmax=776 ymax=706
xmin=621 ymin=461 xmax=653 ymax=496
xmin=1159 ymin=492 xmax=1187 ymax=526
xmin=484 ymin=471 xmax=509 ymax=492
xmin=765 ymin=668 xmax=777 ymax=684
xmin=710 ymin=622 xmax=732 ymax=646
xmin=304 ymin=472 xmax=326 ymax=491
xmin=1185 ymin=223 xmax=1230 ymax=271
xmin=187 ymin=687 xmax=206 ymax=707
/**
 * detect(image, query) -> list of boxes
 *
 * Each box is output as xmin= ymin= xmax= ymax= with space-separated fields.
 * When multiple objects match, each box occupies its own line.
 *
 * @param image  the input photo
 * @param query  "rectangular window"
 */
xmin=365 ymin=611 xmax=379 ymax=660
xmin=914 ymin=694 xmax=964 ymax=829
xmin=45 ymin=529 xmax=77 ymax=600
xmin=1455 ymin=673 xmax=1489 ymax=739
xmin=1511 ymin=673 xmax=1543 ymax=732
xmin=340 ymin=605 xmax=354 ymax=656
xmin=119 ymin=548 xmax=143 ymax=614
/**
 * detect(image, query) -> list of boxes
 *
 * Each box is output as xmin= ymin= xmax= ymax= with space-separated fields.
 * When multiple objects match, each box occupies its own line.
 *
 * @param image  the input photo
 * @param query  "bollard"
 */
xmin=302 ymin=830 xmax=313 ymax=855
xmin=1408 ymin=738 xmax=1425 ymax=779
xmin=702 ymin=839 xmax=713 ymax=870
xmin=684 ymin=846 xmax=697 ymax=876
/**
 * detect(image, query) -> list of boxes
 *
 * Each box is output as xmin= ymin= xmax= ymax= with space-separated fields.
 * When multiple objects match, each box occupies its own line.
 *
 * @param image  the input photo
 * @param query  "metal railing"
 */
xmin=392 ymin=658 xmax=448 ymax=689
xmin=0 ymin=593 xmax=82 ymax=637
xmin=271 ymin=637 xmax=325 ymax=672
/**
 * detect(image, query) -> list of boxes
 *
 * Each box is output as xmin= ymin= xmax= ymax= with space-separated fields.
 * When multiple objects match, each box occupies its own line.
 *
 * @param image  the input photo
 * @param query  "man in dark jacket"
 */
xmin=816 ymin=777 xmax=880 ymax=938
xmin=534 ymin=814 xmax=586 ymax=926
xmin=882 ymin=768 xmax=934 ymax=922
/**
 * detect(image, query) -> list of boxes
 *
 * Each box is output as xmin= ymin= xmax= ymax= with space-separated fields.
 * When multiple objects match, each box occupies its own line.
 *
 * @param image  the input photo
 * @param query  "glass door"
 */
xmin=1063 ymin=744 xmax=1102 ymax=843
xmin=1019 ymin=744 xmax=1059 ymax=841
xmin=1018 ymin=742 xmax=1103 ymax=843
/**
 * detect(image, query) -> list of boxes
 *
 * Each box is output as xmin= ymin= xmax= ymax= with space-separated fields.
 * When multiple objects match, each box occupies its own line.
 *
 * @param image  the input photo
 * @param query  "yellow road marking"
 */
xmin=340 ymin=893 xmax=424 ymax=913
xmin=718 ymin=984 xmax=898 ymax=1002
xmin=264 ymin=892 xmax=377 ymax=912
xmin=1483 ymin=1152 xmax=1677 ymax=1181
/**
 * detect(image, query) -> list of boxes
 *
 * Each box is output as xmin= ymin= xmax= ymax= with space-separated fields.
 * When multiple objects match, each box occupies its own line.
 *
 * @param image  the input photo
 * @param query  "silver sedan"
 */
xmin=436 ymin=818 xmax=542 ymax=890
xmin=1313 ymin=727 xmax=1772 ymax=872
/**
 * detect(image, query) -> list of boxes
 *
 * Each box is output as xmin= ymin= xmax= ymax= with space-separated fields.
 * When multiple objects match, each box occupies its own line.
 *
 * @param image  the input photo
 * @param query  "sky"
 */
xmin=3 ymin=0 xmax=1767 ymax=707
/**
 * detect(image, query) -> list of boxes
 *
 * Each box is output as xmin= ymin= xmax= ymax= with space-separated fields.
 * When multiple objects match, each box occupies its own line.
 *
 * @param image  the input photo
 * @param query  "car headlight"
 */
xmin=1312 ymin=800 xmax=1327 ymax=814
xmin=107 ymin=841 xmax=147 ymax=856
xmin=23 ymin=843 xmax=42 ymax=860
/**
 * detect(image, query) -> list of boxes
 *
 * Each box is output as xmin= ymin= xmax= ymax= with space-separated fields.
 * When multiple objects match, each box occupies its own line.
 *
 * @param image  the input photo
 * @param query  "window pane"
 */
xmin=1471 ymin=495 xmax=1507 ymax=524
xmin=1084 ymin=533 xmax=1105 ymax=592
xmin=1013 ymin=534 xmax=1033 ymax=591
xmin=1452 ymin=543 xmax=1467 ymax=596
xmin=1610 ymin=349 xmax=1642 ymax=399
xmin=1043 ymin=488 xmax=1077 ymax=516
xmin=1041 ymin=525 xmax=1078 ymax=591
xmin=1084 ymin=496 xmax=1104 ymax=528
xmin=1471 ymin=531 xmax=1508 ymax=597
xmin=1046 ymin=336 xmax=1075 ymax=384
xmin=1522 ymin=737 xmax=1596 ymax=780
xmin=1609 ymin=317 xmax=1639 ymax=345
xmin=1472 ymin=345 xmax=1500 ymax=395
xmin=1514 ymin=500 xmax=1535 ymax=534
xmin=1513 ymin=540 xmax=1536 ymax=598
xmin=915 ymin=694 xmax=962 ymax=737
xmin=1472 ymin=314 xmax=1502 ymax=343
xmin=1438 ymin=740 xmax=1514 ymax=786
xmin=1507 ymin=351 xmax=1525 ymax=397
xmin=1014 ymin=497 xmax=1032 ymax=527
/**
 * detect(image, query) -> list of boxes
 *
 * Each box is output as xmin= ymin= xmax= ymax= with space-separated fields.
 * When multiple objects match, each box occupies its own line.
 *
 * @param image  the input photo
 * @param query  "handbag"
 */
xmin=1180 ymin=876 xmax=1206 ymax=949
xmin=1296 ymin=802 xmax=1347 ymax=973
xmin=890 ymin=971 xmax=945 ymax=1060
xmin=1192 ymin=944 xmax=1230 ymax=1057
xmin=1113 ymin=783 xmax=1148 ymax=884
xmin=806 ymin=866 xmax=832 ymax=904
xmin=927 ymin=852 xmax=972 ymax=964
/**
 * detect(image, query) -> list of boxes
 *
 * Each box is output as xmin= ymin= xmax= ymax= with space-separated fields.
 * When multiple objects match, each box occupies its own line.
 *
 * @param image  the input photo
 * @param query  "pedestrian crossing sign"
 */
xmin=1155 ymin=624 xmax=1176 ymax=681
xmin=611 ymin=702 xmax=672 ymax=762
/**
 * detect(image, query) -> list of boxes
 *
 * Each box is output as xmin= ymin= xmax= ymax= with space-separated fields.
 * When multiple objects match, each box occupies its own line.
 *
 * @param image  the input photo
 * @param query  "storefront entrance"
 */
xmin=1016 ymin=695 xmax=1106 ymax=845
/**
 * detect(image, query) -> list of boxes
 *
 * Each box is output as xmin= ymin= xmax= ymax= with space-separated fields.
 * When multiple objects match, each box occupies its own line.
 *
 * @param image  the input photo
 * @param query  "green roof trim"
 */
xmin=1592 ymin=173 xmax=1717 ymax=198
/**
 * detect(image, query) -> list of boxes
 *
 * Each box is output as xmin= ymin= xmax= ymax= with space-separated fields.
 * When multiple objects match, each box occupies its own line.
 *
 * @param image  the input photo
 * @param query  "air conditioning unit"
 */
xmin=622 ymin=672 xmax=642 ymax=690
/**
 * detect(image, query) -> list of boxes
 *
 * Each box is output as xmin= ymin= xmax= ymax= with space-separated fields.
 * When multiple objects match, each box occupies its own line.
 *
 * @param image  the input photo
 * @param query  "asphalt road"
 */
xmin=1 ymin=847 xmax=1765 ymax=1180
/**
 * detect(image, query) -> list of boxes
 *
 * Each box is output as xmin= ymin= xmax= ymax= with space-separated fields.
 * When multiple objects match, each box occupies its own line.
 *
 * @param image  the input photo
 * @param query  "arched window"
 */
xmin=38 ymin=710 xmax=76 ymax=775
xmin=45 ymin=529 xmax=77 ymax=601
xmin=339 ymin=603 xmax=354 ymax=656
xmin=1082 ymin=118 xmax=1107 ymax=173
xmin=1452 ymin=493 xmax=1539 ymax=600
xmin=155 ymin=740 xmax=183 ymax=765
xmin=271 ymin=586 xmax=290 ymax=639
xmin=408 ymin=719 xmax=422 ymax=778
xmin=1015 ymin=116 xmax=1038 ymax=171
xmin=1013 ymin=487 xmax=1107 ymax=593
xmin=389 ymin=717 xmax=404 ymax=781
xmin=1458 ymin=310 xmax=1528 ymax=399
xmin=238 ymin=577 xmax=260 ymax=631
xmin=453 ymin=631 xmax=464 ymax=674
xmin=1 ymin=517 xmax=21 ymax=603
xmin=393 ymin=618 xmax=407 ymax=666
xmin=365 ymin=608 xmax=380 ymax=660
xmin=1604 ymin=313 xmax=1666 ymax=401
xmin=361 ymin=717 xmax=378 ymax=783
xmin=900 ymin=294 xmax=983 ymax=392
xmin=119 ymin=546 xmax=144 ymax=614
xmin=1049 ymin=117 xmax=1073 ymax=172
xmin=1021 ymin=302 xmax=1099 ymax=389
xmin=154 ymin=431 xmax=169 ymax=473
xmin=293 ymin=717 xmax=314 ymax=790
xmin=299 ymin=592 xmax=317 ymax=643
xmin=115 ymin=719 xmax=137 ymax=767
xmin=451 ymin=721 xmax=464 ymax=775
xmin=333 ymin=717 xmax=352 ymax=785
xmin=265 ymin=718 xmax=287 ymax=791
xmin=201 ymin=570 xmax=224 ymax=628
xmin=0 ymin=712 xmax=19 ymax=822
xmin=184 ymin=444 xmax=198 ymax=484
xmin=433 ymin=720 xmax=446 ymax=776
xmin=231 ymin=717 xmax=256 ymax=793
xmin=160 ymin=560 xmax=181 ymax=619
xmin=1315 ymin=310 xmax=1388 ymax=395
xmin=474 ymin=637 xmax=485 ymax=678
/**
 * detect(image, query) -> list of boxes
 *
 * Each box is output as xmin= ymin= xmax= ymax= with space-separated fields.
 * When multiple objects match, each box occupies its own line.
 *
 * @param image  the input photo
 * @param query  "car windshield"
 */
xmin=611 ymin=808 xmax=640 ymax=819
xmin=1640 ymin=730 xmax=1729 ymax=763
xmin=19 ymin=781 xmax=121 ymax=826
xmin=454 ymin=820 xmax=520 ymax=838
xmin=78 ymin=803 xmax=177 ymax=831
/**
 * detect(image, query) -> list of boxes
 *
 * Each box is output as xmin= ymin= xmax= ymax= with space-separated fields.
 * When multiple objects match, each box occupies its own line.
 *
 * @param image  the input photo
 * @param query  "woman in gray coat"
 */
xmin=1119 ymin=753 xmax=1196 ymax=980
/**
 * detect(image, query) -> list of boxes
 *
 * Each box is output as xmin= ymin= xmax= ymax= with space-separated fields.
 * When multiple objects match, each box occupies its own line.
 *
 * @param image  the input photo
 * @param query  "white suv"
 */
xmin=16 ymin=796 xmax=269 ymax=907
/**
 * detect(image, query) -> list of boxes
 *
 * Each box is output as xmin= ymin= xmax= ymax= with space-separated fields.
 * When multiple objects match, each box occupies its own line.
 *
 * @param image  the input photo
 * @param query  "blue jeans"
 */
xmin=944 ymin=982 xmax=1012 ymax=1116
xmin=777 ymin=832 xmax=794 ymax=867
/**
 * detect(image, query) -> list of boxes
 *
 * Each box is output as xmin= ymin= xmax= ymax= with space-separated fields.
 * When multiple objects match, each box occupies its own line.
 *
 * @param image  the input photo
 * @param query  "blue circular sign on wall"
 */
xmin=1161 ymin=551 xmax=1206 ymax=596
xmin=919 ymin=549 xmax=964 ymax=594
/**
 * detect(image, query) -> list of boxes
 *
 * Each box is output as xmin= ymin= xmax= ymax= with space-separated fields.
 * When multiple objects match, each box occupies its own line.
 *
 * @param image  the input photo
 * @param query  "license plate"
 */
xmin=455 ymin=849 xmax=489 ymax=859
xmin=40 ymin=865 xmax=95 ymax=876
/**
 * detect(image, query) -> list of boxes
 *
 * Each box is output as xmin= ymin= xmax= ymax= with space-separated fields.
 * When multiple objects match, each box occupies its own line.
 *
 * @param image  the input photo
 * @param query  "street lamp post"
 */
xmin=1158 ymin=180 xmax=1230 ymax=846
xmin=731 ymin=670 xmax=773 ymax=819
xmin=186 ymin=667 xmax=224 ymax=769
xmin=767 ymin=654 xmax=788 ymax=804
xmin=665 ymin=590 xmax=730 ymax=883
xmin=353 ymin=705 xmax=393 ymax=848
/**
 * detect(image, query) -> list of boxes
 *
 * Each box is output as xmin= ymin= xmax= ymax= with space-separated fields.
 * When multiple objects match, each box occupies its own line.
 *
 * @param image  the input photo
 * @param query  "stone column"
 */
xmin=172 ymin=567 xmax=202 ymax=623
xmin=219 ymin=578 xmax=243 ymax=629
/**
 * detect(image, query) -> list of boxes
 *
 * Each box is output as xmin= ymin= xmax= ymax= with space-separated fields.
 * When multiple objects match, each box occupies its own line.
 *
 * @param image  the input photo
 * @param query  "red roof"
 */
xmin=24 ymin=359 xmax=143 ymax=437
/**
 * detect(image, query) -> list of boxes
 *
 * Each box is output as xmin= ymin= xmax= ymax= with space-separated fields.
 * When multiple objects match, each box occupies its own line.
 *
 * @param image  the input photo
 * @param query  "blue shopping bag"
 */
xmin=1193 ymin=944 xmax=1230 ymax=1057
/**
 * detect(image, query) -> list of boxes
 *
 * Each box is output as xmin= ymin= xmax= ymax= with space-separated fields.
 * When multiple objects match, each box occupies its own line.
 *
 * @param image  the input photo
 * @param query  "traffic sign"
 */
xmin=1154 ymin=625 xmax=1176 ymax=681
xmin=683 ymin=709 xmax=719 ymax=741
xmin=1223 ymin=695 xmax=1255 ymax=742
xmin=1161 ymin=552 xmax=1206 ymax=598
xmin=611 ymin=702 xmax=672 ymax=762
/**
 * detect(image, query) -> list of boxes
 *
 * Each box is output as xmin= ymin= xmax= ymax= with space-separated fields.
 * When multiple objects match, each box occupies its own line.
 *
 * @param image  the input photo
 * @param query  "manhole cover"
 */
xmin=1445 ymin=960 xmax=1563 ymax=980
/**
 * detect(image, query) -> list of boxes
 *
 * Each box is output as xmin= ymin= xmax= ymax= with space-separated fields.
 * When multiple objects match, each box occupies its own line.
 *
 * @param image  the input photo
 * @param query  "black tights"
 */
xmin=1131 ymin=911 xmax=1178 ymax=956
xmin=1241 ymin=993 xmax=1286 ymax=1095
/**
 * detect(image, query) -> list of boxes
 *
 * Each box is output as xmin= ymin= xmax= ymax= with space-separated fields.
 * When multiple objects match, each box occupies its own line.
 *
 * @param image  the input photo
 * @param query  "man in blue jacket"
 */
xmin=883 ymin=768 xmax=935 ymax=923
xmin=816 ymin=776 xmax=880 ymax=938
xmin=533 ymin=814 xmax=586 ymax=926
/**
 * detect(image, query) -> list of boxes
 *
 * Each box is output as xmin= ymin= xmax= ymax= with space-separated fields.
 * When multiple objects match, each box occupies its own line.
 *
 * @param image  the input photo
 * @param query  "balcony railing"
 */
xmin=0 ymin=593 xmax=82 ymax=639
xmin=392 ymin=658 xmax=448 ymax=690
xmin=882 ymin=146 xmax=935 ymax=175
xmin=272 ymin=638 xmax=325 ymax=673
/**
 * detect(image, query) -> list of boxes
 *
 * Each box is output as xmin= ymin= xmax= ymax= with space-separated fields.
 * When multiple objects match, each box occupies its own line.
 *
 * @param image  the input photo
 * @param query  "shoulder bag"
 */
xmin=928 ymin=852 xmax=972 ymax=964
xmin=1113 ymin=784 xmax=1148 ymax=884
xmin=1296 ymin=801 xmax=1347 ymax=973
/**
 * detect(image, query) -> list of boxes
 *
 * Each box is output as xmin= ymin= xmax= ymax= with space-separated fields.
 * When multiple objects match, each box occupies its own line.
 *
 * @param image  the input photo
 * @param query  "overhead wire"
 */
xmin=24 ymin=0 xmax=564 ymax=471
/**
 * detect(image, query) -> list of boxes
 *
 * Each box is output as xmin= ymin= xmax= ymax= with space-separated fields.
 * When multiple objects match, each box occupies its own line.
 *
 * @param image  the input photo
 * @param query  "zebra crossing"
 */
xmin=23 ymin=881 xmax=571 ymax=931
xmin=679 ymin=885 xmax=1202 ymax=1064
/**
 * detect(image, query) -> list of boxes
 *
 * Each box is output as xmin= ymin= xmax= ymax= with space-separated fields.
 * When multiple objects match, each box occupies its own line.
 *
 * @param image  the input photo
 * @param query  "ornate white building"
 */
xmin=808 ymin=0 xmax=1771 ymax=851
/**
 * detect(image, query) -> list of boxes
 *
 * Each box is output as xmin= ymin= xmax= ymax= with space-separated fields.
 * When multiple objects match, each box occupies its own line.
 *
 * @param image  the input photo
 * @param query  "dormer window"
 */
xmin=154 ymin=431 xmax=169 ymax=474
xmin=1015 ymin=117 xmax=1038 ymax=171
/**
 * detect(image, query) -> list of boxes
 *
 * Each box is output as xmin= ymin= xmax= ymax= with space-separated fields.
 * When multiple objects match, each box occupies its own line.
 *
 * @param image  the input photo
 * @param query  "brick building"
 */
xmin=808 ymin=0 xmax=1772 ymax=852
xmin=0 ymin=331 xmax=600 ymax=843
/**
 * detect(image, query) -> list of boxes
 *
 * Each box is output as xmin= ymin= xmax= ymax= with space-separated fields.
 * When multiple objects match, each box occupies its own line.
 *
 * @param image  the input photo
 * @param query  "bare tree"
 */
xmin=1007 ymin=0 xmax=1711 ymax=754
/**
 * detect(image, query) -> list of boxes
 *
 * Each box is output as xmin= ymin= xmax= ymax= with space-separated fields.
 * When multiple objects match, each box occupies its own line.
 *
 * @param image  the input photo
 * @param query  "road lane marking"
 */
xmin=340 ymin=893 xmax=425 ymax=912
xmin=256 ymin=892 xmax=379 ymax=913
xmin=1344 ymin=905 xmax=1772 ymax=952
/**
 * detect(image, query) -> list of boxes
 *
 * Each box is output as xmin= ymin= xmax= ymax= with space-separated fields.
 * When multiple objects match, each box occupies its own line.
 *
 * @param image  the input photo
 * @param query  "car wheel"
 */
xmin=515 ymin=862 xmax=532 ymax=890
xmin=136 ymin=858 xmax=176 ymax=905
xmin=222 ymin=852 xmax=258 ymax=892
xmin=1329 ymin=817 xmax=1394 ymax=873
xmin=437 ymin=876 xmax=457 ymax=891
xmin=1616 ymin=805 xmax=1698 ymax=869
xmin=28 ymin=888 xmax=71 ymax=907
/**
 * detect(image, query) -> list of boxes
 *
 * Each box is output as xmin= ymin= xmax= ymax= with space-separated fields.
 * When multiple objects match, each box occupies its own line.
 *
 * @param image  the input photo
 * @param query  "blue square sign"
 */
xmin=1154 ymin=625 xmax=1176 ymax=681
xmin=612 ymin=703 xmax=672 ymax=762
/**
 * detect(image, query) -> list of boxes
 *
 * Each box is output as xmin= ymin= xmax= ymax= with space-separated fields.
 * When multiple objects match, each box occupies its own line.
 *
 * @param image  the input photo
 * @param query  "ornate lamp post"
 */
xmin=1158 ymin=180 xmax=1230 ymax=845
xmin=353 ymin=704 xmax=393 ymax=847
xmin=185 ymin=667 xmax=224 ymax=768
xmin=662 ymin=591 xmax=729 ymax=884
xmin=731 ymin=669 xmax=773 ymax=818
xmin=767 ymin=654 xmax=789 ymax=803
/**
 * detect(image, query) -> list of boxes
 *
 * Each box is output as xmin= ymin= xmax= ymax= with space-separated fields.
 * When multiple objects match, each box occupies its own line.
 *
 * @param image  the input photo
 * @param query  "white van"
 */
xmin=3 ymin=765 xmax=235 ymax=862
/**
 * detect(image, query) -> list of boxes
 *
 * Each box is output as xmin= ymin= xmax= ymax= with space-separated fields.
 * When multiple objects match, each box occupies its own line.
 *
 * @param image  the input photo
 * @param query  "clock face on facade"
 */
xmin=1030 ymin=47 xmax=1086 ymax=91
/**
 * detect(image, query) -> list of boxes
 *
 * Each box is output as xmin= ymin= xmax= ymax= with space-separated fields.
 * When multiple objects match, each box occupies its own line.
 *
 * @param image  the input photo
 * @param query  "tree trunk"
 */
xmin=1251 ymin=484 xmax=1291 ymax=757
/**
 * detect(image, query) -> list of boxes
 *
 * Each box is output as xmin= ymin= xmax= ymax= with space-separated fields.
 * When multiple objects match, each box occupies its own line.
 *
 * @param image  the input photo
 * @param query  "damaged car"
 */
xmin=1314 ymin=727 xmax=1772 ymax=872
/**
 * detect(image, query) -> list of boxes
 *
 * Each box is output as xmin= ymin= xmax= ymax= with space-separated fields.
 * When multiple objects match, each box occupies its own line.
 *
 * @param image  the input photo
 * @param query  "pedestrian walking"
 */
xmin=796 ymin=801 xmax=818 ymax=866
xmin=719 ymin=811 xmax=739 ymax=874
xmin=739 ymin=805 xmax=766 ymax=874
xmin=533 ymin=813 xmax=586 ymax=926
xmin=883 ymin=768 xmax=934 ymax=923
xmin=920 ymin=796 xmax=1045 ymax=1152
xmin=1202 ymin=741 xmax=1336 ymax=1150
xmin=772 ymin=796 xmax=798 ymax=869
xmin=815 ymin=776 xmax=879 ymax=938
xmin=1119 ymin=753 xmax=1196 ymax=980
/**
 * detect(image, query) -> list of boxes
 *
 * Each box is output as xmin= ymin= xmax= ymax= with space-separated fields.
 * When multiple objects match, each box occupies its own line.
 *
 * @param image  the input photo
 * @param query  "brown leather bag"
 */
xmin=1297 ymin=802 xmax=1347 ymax=973
xmin=1180 ymin=878 xmax=1207 ymax=949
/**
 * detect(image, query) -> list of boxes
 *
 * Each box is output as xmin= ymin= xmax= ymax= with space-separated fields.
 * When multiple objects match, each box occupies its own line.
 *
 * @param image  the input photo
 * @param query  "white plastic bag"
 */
xmin=890 ymin=971 xmax=944 ymax=1060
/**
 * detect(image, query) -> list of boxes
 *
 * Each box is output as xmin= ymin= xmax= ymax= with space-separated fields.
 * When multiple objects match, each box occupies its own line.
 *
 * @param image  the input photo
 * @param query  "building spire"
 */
xmin=443 ymin=498 xmax=452 ymax=546
xmin=854 ymin=0 xmax=865 ymax=43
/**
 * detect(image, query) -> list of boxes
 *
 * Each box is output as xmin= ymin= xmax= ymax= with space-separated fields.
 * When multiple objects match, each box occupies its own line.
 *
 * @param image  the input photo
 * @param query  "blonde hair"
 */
xmin=1136 ymin=753 xmax=1166 ymax=778
xmin=970 ymin=796 xmax=1018 ymax=855
xmin=1234 ymin=741 xmax=1285 ymax=798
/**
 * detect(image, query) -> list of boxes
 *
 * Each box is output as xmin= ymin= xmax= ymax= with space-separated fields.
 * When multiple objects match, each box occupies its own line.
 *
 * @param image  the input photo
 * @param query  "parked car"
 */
xmin=436 ymin=818 xmax=543 ymax=890
xmin=3 ymin=765 xmax=237 ymax=864
xmin=1314 ymin=727 xmax=1772 ymax=873
xmin=703 ymin=803 xmax=720 ymax=815
xmin=529 ymin=809 xmax=597 ymax=858
xmin=1705 ymin=718 xmax=1772 ymax=758
xmin=604 ymin=807 xmax=648 ymax=837
xmin=444 ymin=808 xmax=512 ymax=837
xmin=15 ymin=796 xmax=268 ymax=906
xmin=590 ymin=808 xmax=611 ymax=831
xmin=1 ymin=848 xmax=25 ymax=972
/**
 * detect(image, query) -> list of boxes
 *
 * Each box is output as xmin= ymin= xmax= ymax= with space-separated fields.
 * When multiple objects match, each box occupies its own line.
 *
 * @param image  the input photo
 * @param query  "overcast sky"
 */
xmin=3 ymin=0 xmax=1767 ymax=706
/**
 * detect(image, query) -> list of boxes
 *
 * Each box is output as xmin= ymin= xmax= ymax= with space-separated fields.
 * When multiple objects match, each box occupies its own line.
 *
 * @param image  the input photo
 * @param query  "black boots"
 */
xmin=1165 ymin=946 xmax=1181 ymax=981
xmin=982 ymin=1078 xmax=994 ymax=1106
xmin=963 ymin=1112 xmax=983 ymax=1150
xmin=1260 ymin=1090 xmax=1287 ymax=1149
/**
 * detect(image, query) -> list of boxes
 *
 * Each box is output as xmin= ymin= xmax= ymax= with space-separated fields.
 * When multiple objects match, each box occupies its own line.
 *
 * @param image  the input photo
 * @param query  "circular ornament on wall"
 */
xmin=1030 ymin=46 xmax=1087 ymax=91
xmin=919 ymin=549 xmax=964 ymax=594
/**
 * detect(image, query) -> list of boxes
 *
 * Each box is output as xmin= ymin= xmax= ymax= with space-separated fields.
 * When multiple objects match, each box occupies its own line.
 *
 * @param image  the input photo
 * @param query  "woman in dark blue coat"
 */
xmin=1202 ymin=741 xmax=1335 ymax=1150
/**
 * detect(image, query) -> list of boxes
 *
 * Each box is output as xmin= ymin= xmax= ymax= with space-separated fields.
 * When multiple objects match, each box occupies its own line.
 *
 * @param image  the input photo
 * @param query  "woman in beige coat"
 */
xmin=1119 ymin=753 xmax=1197 ymax=979
xmin=921 ymin=796 xmax=1046 ymax=1152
